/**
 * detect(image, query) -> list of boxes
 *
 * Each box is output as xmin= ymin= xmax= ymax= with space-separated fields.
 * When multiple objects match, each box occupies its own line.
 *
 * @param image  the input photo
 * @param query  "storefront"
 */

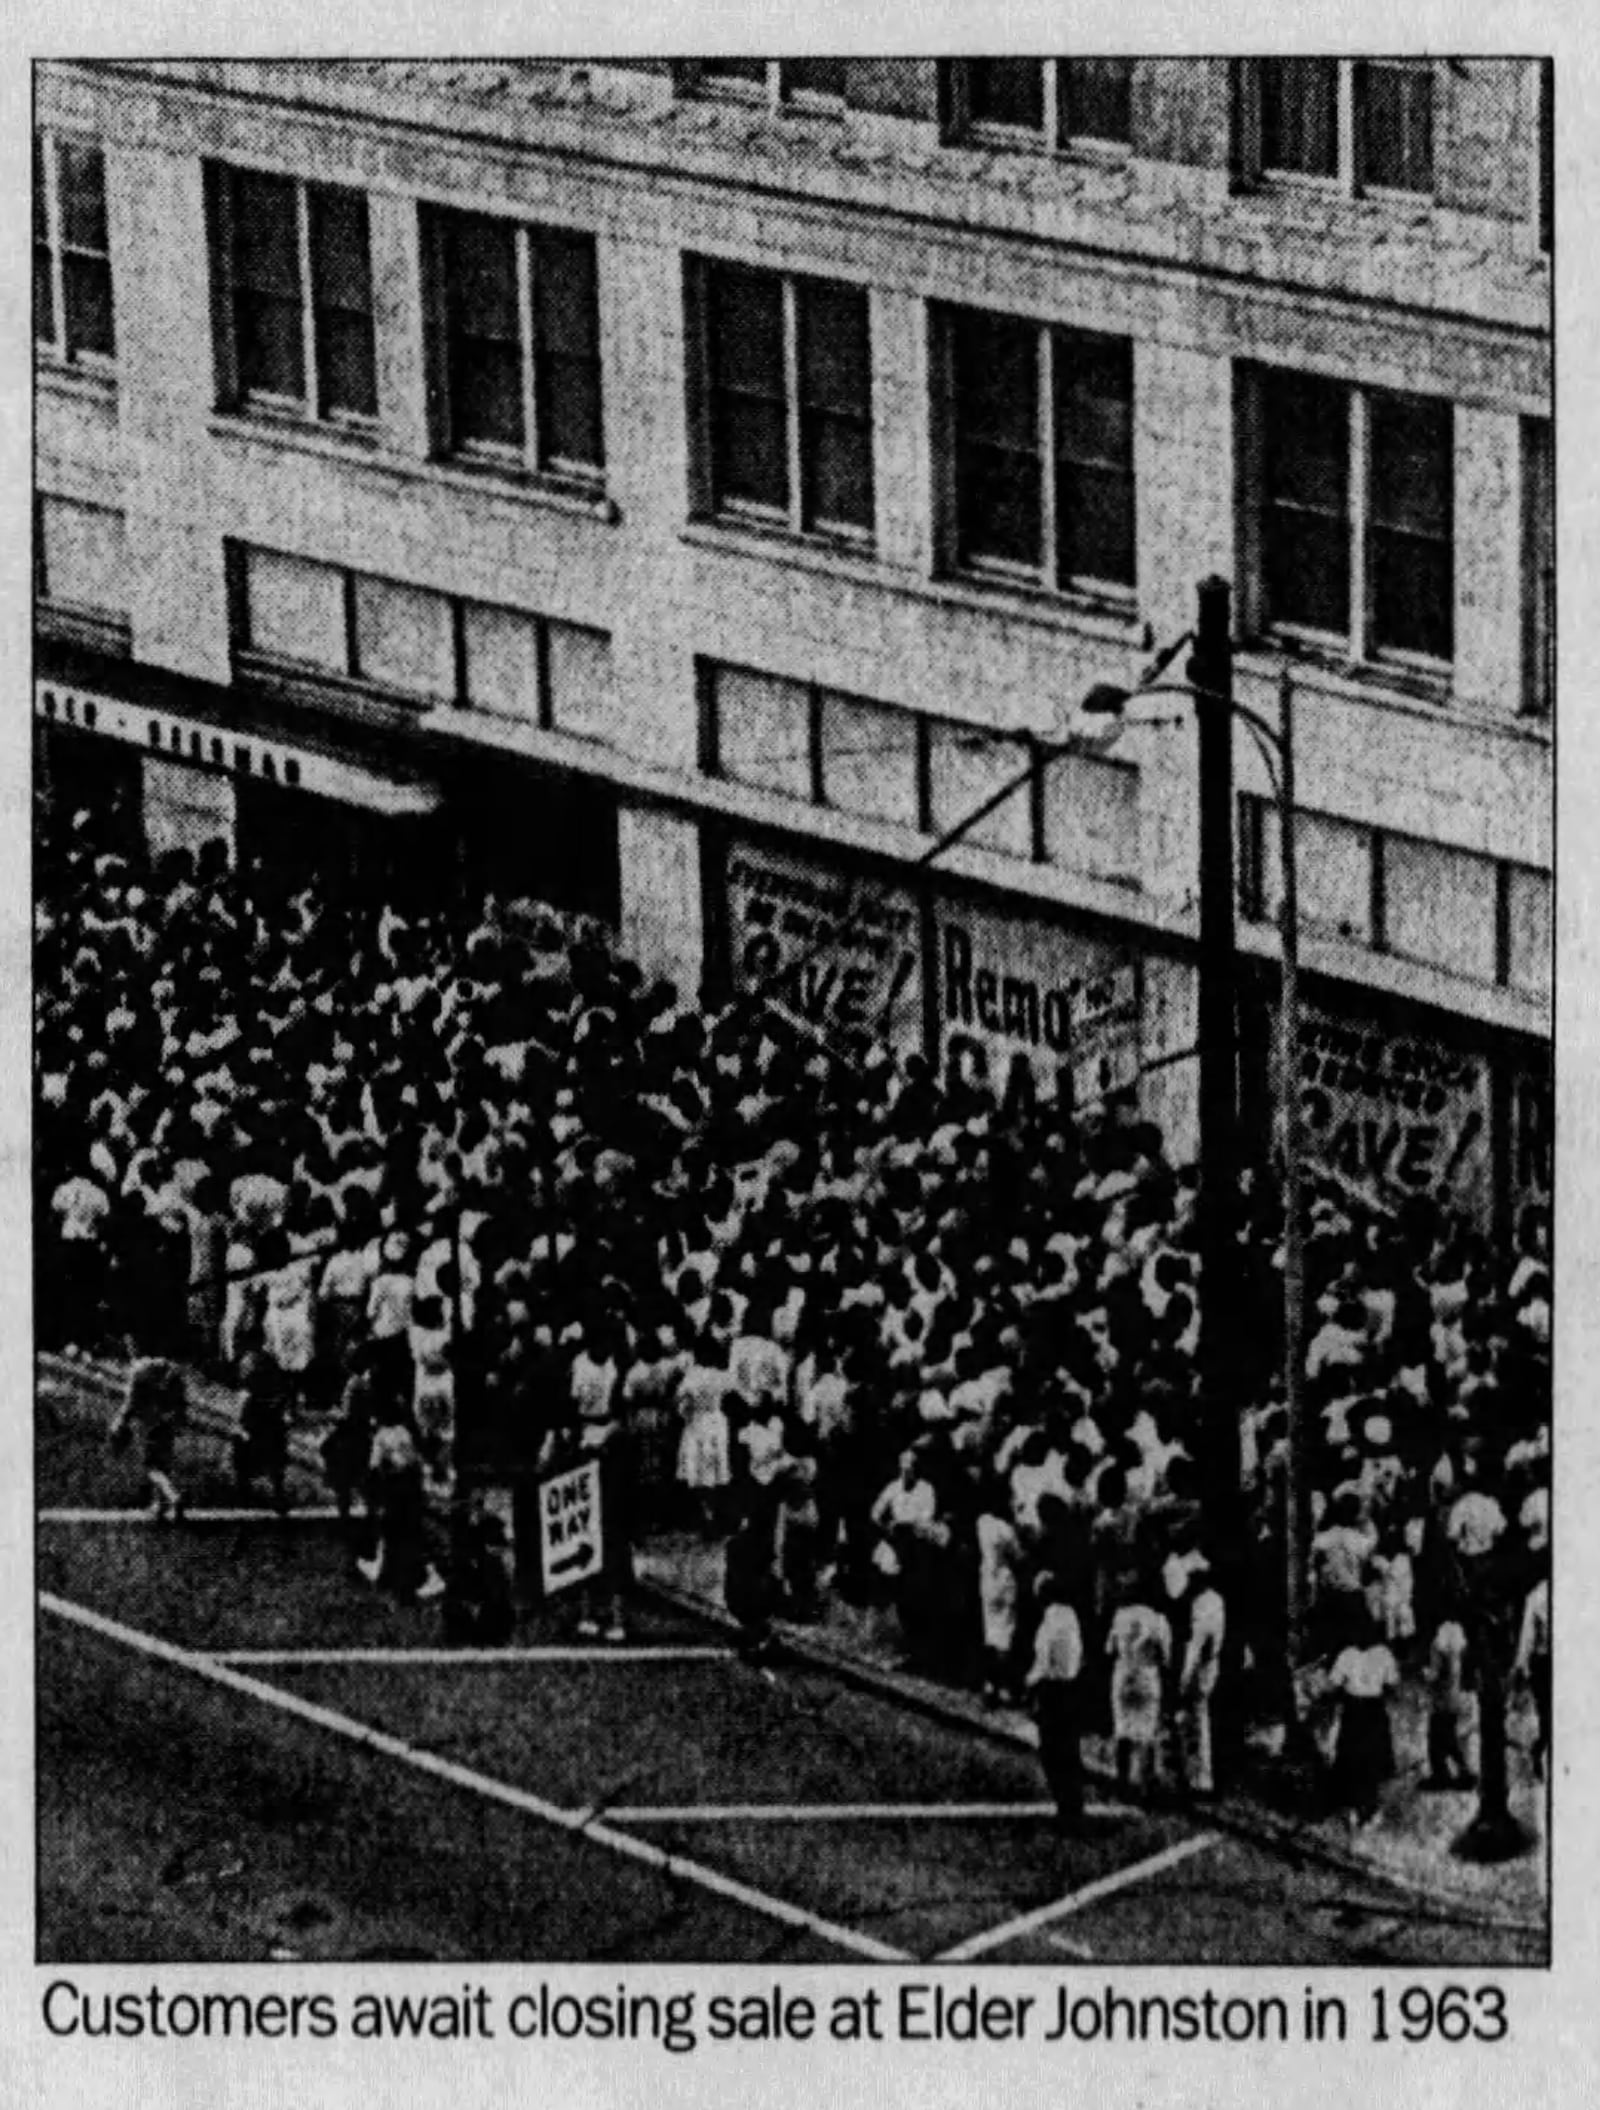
xmin=710 ymin=825 xmax=1153 ymax=1120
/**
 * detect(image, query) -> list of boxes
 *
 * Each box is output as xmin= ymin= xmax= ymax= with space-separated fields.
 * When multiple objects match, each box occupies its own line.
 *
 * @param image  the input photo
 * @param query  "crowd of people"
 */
xmin=38 ymin=800 xmax=1552 ymax=1828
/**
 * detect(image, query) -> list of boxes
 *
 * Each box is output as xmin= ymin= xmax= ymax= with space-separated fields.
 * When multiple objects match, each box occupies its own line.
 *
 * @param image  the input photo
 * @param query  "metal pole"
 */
xmin=1186 ymin=576 xmax=1242 ymax=1497
xmin=1276 ymin=666 xmax=1308 ymax=1678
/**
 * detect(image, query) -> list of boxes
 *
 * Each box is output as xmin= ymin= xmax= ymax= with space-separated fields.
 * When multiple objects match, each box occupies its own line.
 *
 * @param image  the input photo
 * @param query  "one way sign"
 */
xmin=538 ymin=1459 xmax=604 ymax=1595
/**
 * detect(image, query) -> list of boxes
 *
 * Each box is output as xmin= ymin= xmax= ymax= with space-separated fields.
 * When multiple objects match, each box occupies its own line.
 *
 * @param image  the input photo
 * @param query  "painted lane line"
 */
xmin=600 ymin=1801 xmax=1126 ymax=1824
xmin=1042 ymin=1930 xmax=1097 ymax=1960
xmin=41 ymin=1591 xmax=908 ymax=1964
xmin=207 ymin=1646 xmax=733 ymax=1666
xmin=935 ymin=1830 xmax=1223 ymax=1962
xmin=40 ymin=1507 xmax=348 ymax=1525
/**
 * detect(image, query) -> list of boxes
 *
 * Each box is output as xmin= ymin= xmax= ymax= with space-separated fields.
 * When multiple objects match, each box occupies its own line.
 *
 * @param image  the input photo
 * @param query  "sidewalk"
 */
xmin=635 ymin=1527 xmax=1548 ymax=1935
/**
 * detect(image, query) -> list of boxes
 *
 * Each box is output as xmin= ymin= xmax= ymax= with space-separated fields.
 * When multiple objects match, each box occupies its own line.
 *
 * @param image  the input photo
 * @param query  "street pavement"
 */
xmin=36 ymin=1359 xmax=1546 ymax=1967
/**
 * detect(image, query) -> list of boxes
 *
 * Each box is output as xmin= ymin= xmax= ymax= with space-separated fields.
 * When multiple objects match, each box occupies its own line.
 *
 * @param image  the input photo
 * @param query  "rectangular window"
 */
xmin=681 ymin=60 xmax=846 ymax=108
xmin=1368 ymin=392 xmax=1453 ymax=659
xmin=819 ymin=691 xmax=921 ymax=829
xmin=1253 ymin=800 xmax=1374 ymax=945
xmin=944 ymin=305 xmax=1135 ymax=593
xmin=945 ymin=60 xmax=1133 ymax=150
xmin=697 ymin=260 xmax=873 ymax=539
xmin=209 ymin=165 xmax=376 ymax=421
xmin=1383 ymin=834 xmax=1497 ymax=982
xmin=1356 ymin=61 xmax=1435 ymax=194
xmin=712 ymin=664 xmax=816 ymax=799
xmin=241 ymin=547 xmax=349 ymax=674
xmin=1523 ymin=417 xmax=1554 ymax=718
xmin=1056 ymin=60 xmax=1134 ymax=146
xmin=546 ymin=620 xmax=620 ymax=744
xmin=34 ymin=135 xmax=115 ymax=365
xmin=1259 ymin=59 xmax=1339 ymax=176
xmin=926 ymin=720 xmax=1033 ymax=860
xmin=462 ymin=602 xmax=546 ymax=723
xmin=1040 ymin=751 xmax=1138 ymax=883
xmin=37 ymin=497 xmax=128 ymax=623
xmin=1505 ymin=864 xmax=1553 ymax=1003
xmin=1250 ymin=366 xmax=1453 ymax=668
xmin=428 ymin=209 xmax=604 ymax=477
xmin=351 ymin=575 xmax=455 ymax=702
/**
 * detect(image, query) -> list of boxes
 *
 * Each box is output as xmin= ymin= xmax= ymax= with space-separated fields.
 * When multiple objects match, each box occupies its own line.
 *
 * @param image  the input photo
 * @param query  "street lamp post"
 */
xmin=1075 ymin=614 xmax=1310 ymax=1710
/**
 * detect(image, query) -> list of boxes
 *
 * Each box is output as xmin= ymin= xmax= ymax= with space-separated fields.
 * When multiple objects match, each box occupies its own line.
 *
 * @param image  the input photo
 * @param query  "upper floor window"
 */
xmin=206 ymin=164 xmax=376 ymax=423
xmin=1523 ymin=416 xmax=1554 ymax=719
xmin=423 ymin=209 xmax=604 ymax=480
xmin=690 ymin=259 xmax=873 ymax=541
xmin=1244 ymin=365 xmax=1453 ymax=668
xmin=34 ymin=135 xmax=114 ymax=367
xmin=679 ymin=60 xmax=846 ymax=108
xmin=1238 ymin=59 xmax=1435 ymax=196
xmin=937 ymin=305 xmax=1135 ymax=597
xmin=942 ymin=59 xmax=1134 ymax=150
xmin=36 ymin=495 xmax=130 ymax=650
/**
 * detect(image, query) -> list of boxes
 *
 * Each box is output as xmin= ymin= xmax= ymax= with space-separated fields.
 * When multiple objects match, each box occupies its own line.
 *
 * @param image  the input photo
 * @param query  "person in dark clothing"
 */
xmin=1026 ymin=1571 xmax=1088 ymax=1836
xmin=233 ymin=1349 xmax=291 ymax=1513
xmin=108 ymin=1352 xmax=188 ymax=1521
xmin=725 ymin=1486 xmax=782 ymax=1665
xmin=441 ymin=1492 xmax=515 ymax=1646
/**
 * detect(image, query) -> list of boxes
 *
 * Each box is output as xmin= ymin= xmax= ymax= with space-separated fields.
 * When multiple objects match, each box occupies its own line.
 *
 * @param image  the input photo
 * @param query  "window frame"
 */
xmin=34 ymin=493 xmax=133 ymax=655
xmin=1522 ymin=415 xmax=1554 ymax=720
xmin=936 ymin=302 xmax=1137 ymax=603
xmin=1235 ymin=58 xmax=1436 ymax=199
xmin=206 ymin=162 xmax=379 ymax=429
xmin=1242 ymin=363 xmax=1454 ymax=675
xmin=424 ymin=206 xmax=606 ymax=485
xmin=34 ymin=132 xmax=116 ymax=373
xmin=691 ymin=257 xmax=875 ymax=546
xmin=701 ymin=657 xmax=929 ymax=830
xmin=941 ymin=59 xmax=1135 ymax=155
xmin=676 ymin=60 xmax=847 ymax=113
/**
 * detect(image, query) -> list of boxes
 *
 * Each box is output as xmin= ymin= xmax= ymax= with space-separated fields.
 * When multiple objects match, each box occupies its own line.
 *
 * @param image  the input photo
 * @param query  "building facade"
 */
xmin=34 ymin=57 xmax=1553 ymax=1227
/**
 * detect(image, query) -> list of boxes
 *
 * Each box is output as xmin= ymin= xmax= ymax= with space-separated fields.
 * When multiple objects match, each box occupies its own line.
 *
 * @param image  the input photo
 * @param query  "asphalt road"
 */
xmin=36 ymin=1364 xmax=1544 ymax=1968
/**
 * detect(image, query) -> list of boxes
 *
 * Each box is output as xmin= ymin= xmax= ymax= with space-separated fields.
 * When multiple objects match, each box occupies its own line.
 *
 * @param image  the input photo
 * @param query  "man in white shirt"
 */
xmin=1027 ymin=1574 xmax=1087 ymax=1836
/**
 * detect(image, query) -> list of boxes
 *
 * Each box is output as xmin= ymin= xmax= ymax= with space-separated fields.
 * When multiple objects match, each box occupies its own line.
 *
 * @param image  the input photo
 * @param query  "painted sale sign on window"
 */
xmin=931 ymin=901 xmax=1140 ymax=1114
xmin=1290 ymin=1011 xmax=1492 ymax=1219
xmin=726 ymin=840 xmax=923 ymax=1054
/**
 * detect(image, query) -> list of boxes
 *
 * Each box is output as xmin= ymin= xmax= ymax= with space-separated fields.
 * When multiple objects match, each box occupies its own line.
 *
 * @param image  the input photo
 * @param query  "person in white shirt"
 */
xmin=1108 ymin=1581 xmax=1173 ymax=1795
xmin=1027 ymin=1573 xmax=1087 ymax=1835
xmin=1167 ymin=1555 xmax=1226 ymax=1798
xmin=1327 ymin=1619 xmax=1399 ymax=1829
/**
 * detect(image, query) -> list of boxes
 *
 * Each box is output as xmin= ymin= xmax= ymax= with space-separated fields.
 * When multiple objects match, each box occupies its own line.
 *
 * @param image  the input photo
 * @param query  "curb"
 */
xmin=635 ymin=1563 xmax=1546 ymax=1939
xmin=40 ymin=1353 xmax=1544 ymax=1938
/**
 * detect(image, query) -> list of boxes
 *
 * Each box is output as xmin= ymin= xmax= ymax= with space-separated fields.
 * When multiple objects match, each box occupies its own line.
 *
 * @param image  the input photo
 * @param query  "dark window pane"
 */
xmin=708 ymin=265 xmax=788 ymax=513
xmin=951 ymin=309 xmax=1037 ymax=450
xmin=802 ymin=411 xmax=874 ymax=531
xmin=1060 ymin=464 xmax=1135 ymax=586
xmin=783 ymin=58 xmax=846 ymax=99
xmin=63 ymin=255 xmax=116 ymax=358
xmin=58 ymin=142 xmax=109 ymax=252
xmin=968 ymin=59 xmax=1045 ymax=130
xmin=443 ymin=215 xmax=522 ymax=449
xmin=451 ymin=339 xmax=523 ymax=450
xmin=702 ymin=60 xmax=767 ymax=83
xmin=233 ymin=171 xmax=301 ymax=297
xmin=236 ymin=291 xmax=304 ymax=399
xmin=1265 ymin=513 xmax=1350 ymax=635
xmin=33 ymin=136 xmax=49 ymax=243
xmin=309 ymin=187 xmax=375 ymax=416
xmin=1261 ymin=368 xmax=1350 ymax=633
xmin=1370 ymin=392 xmax=1451 ymax=657
xmin=798 ymin=280 xmax=870 ymax=414
xmin=1055 ymin=331 xmax=1133 ymax=586
xmin=34 ymin=243 xmax=55 ymax=344
xmin=1358 ymin=62 xmax=1434 ymax=192
xmin=541 ymin=353 xmax=605 ymax=468
xmin=316 ymin=309 xmax=377 ymax=417
xmin=1371 ymin=532 xmax=1451 ymax=658
xmin=445 ymin=215 xmax=519 ymax=341
xmin=710 ymin=265 xmax=784 ymax=392
xmin=1059 ymin=59 xmax=1132 ymax=143
xmin=1369 ymin=393 xmax=1451 ymax=538
xmin=1260 ymin=59 xmax=1338 ymax=175
xmin=957 ymin=445 xmax=1042 ymax=568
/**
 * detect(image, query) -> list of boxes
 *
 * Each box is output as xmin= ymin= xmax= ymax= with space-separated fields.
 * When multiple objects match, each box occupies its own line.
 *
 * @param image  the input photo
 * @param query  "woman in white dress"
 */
xmin=676 ymin=1338 xmax=733 ymax=1530
xmin=1107 ymin=1578 xmax=1172 ymax=1794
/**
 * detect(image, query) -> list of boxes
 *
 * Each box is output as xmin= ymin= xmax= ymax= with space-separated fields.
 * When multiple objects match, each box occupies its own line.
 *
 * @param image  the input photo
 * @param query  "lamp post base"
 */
xmin=1450 ymin=1808 xmax=1537 ymax=1864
